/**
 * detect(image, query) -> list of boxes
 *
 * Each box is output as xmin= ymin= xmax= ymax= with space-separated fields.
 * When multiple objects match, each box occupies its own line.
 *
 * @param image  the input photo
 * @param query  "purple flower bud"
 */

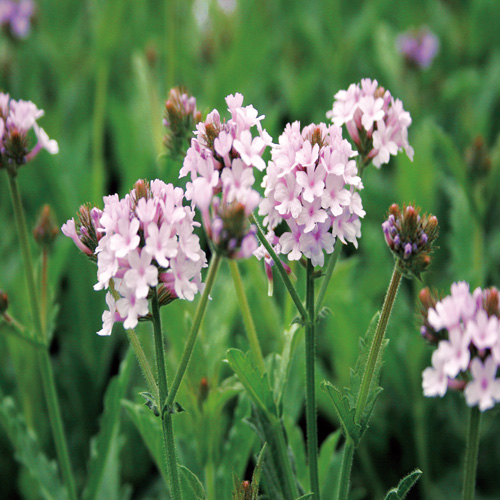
xmin=404 ymin=242 xmax=412 ymax=259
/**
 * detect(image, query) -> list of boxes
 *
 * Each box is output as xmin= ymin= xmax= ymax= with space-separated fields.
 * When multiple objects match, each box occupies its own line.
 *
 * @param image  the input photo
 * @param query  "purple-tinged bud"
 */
xmin=0 ymin=290 xmax=8 ymax=315
xmin=382 ymin=202 xmax=439 ymax=279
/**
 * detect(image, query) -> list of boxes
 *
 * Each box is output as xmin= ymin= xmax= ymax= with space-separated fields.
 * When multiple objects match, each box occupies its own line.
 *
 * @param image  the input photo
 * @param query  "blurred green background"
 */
xmin=1 ymin=0 xmax=500 ymax=498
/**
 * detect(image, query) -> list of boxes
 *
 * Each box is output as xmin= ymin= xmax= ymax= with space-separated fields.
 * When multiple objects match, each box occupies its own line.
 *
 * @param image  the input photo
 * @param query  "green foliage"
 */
xmin=180 ymin=465 xmax=207 ymax=500
xmin=383 ymin=469 xmax=422 ymax=500
xmin=0 ymin=397 xmax=68 ymax=500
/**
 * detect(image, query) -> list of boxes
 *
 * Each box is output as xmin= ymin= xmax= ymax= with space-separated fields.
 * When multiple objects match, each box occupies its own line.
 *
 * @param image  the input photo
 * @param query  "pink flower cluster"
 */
xmin=62 ymin=180 xmax=206 ymax=334
xmin=326 ymin=78 xmax=413 ymax=168
xmin=0 ymin=92 xmax=58 ymax=172
xmin=421 ymin=283 xmax=500 ymax=411
xmin=180 ymin=93 xmax=272 ymax=259
xmin=258 ymin=122 xmax=365 ymax=268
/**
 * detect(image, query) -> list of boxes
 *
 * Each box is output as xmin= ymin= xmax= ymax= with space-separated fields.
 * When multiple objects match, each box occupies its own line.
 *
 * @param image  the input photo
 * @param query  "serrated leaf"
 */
xmin=83 ymin=348 xmax=134 ymax=500
xmin=0 ymin=397 xmax=68 ymax=500
xmin=321 ymin=381 xmax=361 ymax=446
xmin=180 ymin=465 xmax=206 ymax=500
xmin=384 ymin=469 xmax=422 ymax=499
xmin=226 ymin=349 xmax=277 ymax=417
xmin=123 ymin=400 xmax=168 ymax=485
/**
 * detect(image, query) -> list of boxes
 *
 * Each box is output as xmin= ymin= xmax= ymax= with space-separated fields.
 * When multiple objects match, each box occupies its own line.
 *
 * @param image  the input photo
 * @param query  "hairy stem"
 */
xmin=462 ymin=406 xmax=482 ymax=500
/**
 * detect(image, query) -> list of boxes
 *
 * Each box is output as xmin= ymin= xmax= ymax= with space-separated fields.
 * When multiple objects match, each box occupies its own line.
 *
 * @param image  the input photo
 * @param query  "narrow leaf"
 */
xmin=251 ymin=442 xmax=267 ymax=499
xmin=384 ymin=469 xmax=422 ymax=500
xmin=295 ymin=494 xmax=314 ymax=500
xmin=180 ymin=465 xmax=207 ymax=500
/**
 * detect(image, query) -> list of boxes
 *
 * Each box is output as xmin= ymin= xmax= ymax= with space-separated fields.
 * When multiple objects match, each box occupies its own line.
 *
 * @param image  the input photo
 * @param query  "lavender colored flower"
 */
xmin=180 ymin=92 xmax=272 ymax=259
xmin=0 ymin=92 xmax=58 ymax=175
xmin=419 ymin=283 xmax=500 ymax=411
xmin=327 ymin=78 xmax=413 ymax=170
xmin=382 ymin=203 xmax=438 ymax=280
xmin=397 ymin=27 xmax=439 ymax=69
xmin=63 ymin=179 xmax=207 ymax=334
xmin=258 ymin=121 xmax=364 ymax=268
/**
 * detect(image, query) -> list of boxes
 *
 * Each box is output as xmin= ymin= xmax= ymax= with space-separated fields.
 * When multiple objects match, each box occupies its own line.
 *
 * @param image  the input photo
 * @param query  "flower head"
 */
xmin=397 ymin=27 xmax=439 ymax=69
xmin=258 ymin=121 xmax=364 ymax=269
xmin=382 ymin=203 xmax=438 ymax=280
xmin=327 ymin=78 xmax=413 ymax=170
xmin=63 ymin=179 xmax=207 ymax=334
xmin=0 ymin=0 xmax=34 ymax=39
xmin=180 ymin=93 xmax=271 ymax=259
xmin=419 ymin=283 xmax=500 ymax=412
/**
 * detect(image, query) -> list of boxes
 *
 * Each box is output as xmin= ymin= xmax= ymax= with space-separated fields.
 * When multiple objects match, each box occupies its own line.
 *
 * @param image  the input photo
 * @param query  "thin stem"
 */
xmin=166 ymin=252 xmax=222 ymax=408
xmin=2 ymin=314 xmax=47 ymax=349
xmin=41 ymin=248 xmax=48 ymax=333
xmin=315 ymin=241 xmax=341 ymax=314
xmin=166 ymin=0 xmax=176 ymax=88
xmin=92 ymin=62 xmax=108 ymax=204
xmin=354 ymin=265 xmax=402 ymax=424
xmin=251 ymin=214 xmax=309 ymax=322
xmin=305 ymin=260 xmax=320 ymax=499
xmin=337 ymin=438 xmax=355 ymax=500
xmin=229 ymin=260 xmax=265 ymax=373
xmin=151 ymin=288 xmax=182 ymax=500
xmin=462 ymin=406 xmax=482 ymax=500
xmin=7 ymin=172 xmax=78 ymax=500
xmin=126 ymin=328 xmax=159 ymax=400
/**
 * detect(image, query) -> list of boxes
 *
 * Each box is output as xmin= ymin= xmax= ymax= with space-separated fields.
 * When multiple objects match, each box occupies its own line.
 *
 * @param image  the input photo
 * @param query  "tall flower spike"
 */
xmin=63 ymin=179 xmax=207 ymax=334
xmin=180 ymin=92 xmax=272 ymax=259
xmin=258 ymin=121 xmax=364 ymax=269
xmin=327 ymin=78 xmax=413 ymax=171
xmin=382 ymin=203 xmax=438 ymax=280
xmin=419 ymin=283 xmax=500 ymax=411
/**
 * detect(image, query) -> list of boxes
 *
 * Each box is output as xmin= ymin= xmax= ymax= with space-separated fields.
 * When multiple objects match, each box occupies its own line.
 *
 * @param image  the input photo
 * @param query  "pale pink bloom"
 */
xmin=422 ymin=349 xmax=449 ymax=397
xmin=297 ymin=198 xmax=328 ymax=233
xmin=233 ymin=130 xmax=266 ymax=171
xmin=321 ymin=175 xmax=351 ymax=216
xmin=274 ymin=175 xmax=303 ymax=219
xmin=124 ymin=249 xmax=159 ymax=298
xmin=170 ymin=254 xmax=202 ymax=301
xmin=136 ymin=198 xmax=158 ymax=231
xmin=220 ymin=158 xmax=255 ymax=202
xmin=7 ymin=99 xmax=43 ymax=132
xmin=359 ymin=95 xmax=385 ymax=131
xmin=296 ymin=141 xmax=319 ymax=167
xmin=467 ymin=310 xmax=499 ymax=350
xmin=109 ymin=218 xmax=141 ymax=258
xmin=464 ymin=356 xmax=500 ymax=411
xmin=296 ymin=162 xmax=326 ymax=203
xmin=144 ymin=222 xmax=178 ymax=268
xmin=33 ymin=124 xmax=59 ymax=154
xmin=98 ymin=292 xmax=118 ymax=336
xmin=116 ymin=286 xmax=149 ymax=330
xmin=300 ymin=221 xmax=335 ymax=267
xmin=428 ymin=295 xmax=461 ymax=332
xmin=61 ymin=219 xmax=93 ymax=256
xmin=372 ymin=120 xmax=398 ymax=168
xmin=279 ymin=219 xmax=303 ymax=261
xmin=438 ymin=328 xmax=471 ymax=378
xmin=330 ymin=210 xmax=361 ymax=248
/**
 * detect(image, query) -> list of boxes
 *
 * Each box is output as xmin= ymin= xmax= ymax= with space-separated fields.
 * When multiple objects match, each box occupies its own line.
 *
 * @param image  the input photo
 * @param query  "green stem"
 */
xmin=166 ymin=252 xmax=222 ymax=408
xmin=251 ymin=214 xmax=309 ymax=322
xmin=229 ymin=260 xmax=265 ymax=373
xmin=462 ymin=406 xmax=482 ymax=500
xmin=315 ymin=241 xmax=341 ymax=315
xmin=41 ymin=248 xmax=48 ymax=333
xmin=151 ymin=288 xmax=183 ymax=500
xmin=354 ymin=265 xmax=402 ymax=424
xmin=7 ymin=172 xmax=78 ymax=500
xmin=126 ymin=328 xmax=159 ymax=400
xmin=271 ymin=417 xmax=300 ymax=499
xmin=166 ymin=0 xmax=176 ymax=88
xmin=305 ymin=260 xmax=320 ymax=499
xmin=337 ymin=438 xmax=355 ymax=500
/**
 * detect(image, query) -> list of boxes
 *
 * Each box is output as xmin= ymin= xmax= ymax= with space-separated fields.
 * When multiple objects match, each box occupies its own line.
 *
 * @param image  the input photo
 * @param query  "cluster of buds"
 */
xmin=382 ymin=203 xmax=438 ymax=279
xmin=419 ymin=283 xmax=500 ymax=411
xmin=396 ymin=27 xmax=439 ymax=69
xmin=0 ymin=92 xmax=58 ymax=176
xmin=258 ymin=121 xmax=364 ymax=269
xmin=326 ymin=78 xmax=413 ymax=169
xmin=0 ymin=0 xmax=34 ymax=39
xmin=180 ymin=92 xmax=272 ymax=259
xmin=62 ymin=179 xmax=207 ymax=334
xmin=163 ymin=86 xmax=202 ymax=158
xmin=33 ymin=204 xmax=59 ymax=249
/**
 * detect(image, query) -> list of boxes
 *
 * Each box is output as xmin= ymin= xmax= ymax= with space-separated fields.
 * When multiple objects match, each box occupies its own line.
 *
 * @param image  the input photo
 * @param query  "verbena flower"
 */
xmin=382 ymin=203 xmax=438 ymax=280
xmin=164 ymin=86 xmax=202 ymax=158
xmin=0 ymin=92 xmax=58 ymax=175
xmin=326 ymin=78 xmax=413 ymax=169
xmin=419 ymin=283 xmax=500 ymax=411
xmin=0 ymin=0 xmax=34 ymax=39
xmin=180 ymin=92 xmax=272 ymax=259
xmin=257 ymin=121 xmax=364 ymax=268
xmin=62 ymin=179 xmax=207 ymax=335
xmin=396 ymin=27 xmax=439 ymax=69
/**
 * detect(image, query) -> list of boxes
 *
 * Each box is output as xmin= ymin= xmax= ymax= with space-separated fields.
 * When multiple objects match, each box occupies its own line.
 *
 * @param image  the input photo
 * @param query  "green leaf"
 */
xmin=318 ymin=430 xmax=342 ymax=494
xmin=295 ymin=495 xmax=314 ymax=500
xmin=123 ymin=400 xmax=168 ymax=485
xmin=0 ymin=397 xmax=68 ymax=500
xmin=139 ymin=392 xmax=159 ymax=417
xmin=251 ymin=442 xmax=267 ymax=500
xmin=180 ymin=465 xmax=207 ymax=500
xmin=321 ymin=381 xmax=361 ymax=446
xmin=226 ymin=349 xmax=277 ymax=417
xmin=384 ymin=469 xmax=422 ymax=499
xmin=83 ymin=348 xmax=134 ymax=500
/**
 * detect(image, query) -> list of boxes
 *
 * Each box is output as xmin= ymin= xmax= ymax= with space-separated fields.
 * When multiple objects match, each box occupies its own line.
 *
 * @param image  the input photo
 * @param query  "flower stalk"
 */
xmin=462 ymin=406 xmax=482 ymax=500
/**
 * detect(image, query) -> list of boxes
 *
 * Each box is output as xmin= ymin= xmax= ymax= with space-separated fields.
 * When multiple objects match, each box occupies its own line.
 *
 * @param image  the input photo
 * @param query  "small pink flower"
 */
xmin=464 ymin=357 xmax=500 ymax=411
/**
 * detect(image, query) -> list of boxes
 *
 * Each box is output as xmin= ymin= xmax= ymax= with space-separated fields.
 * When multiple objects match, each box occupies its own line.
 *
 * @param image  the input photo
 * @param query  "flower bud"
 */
xmin=382 ymin=203 xmax=438 ymax=280
xmin=0 ymin=290 xmax=8 ymax=315
xmin=33 ymin=204 xmax=59 ymax=248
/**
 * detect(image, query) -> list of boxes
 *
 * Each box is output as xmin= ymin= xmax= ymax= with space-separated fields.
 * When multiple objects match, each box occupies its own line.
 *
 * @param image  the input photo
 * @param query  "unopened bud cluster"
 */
xmin=164 ymin=87 xmax=202 ymax=157
xmin=419 ymin=282 xmax=500 ymax=411
xmin=33 ymin=204 xmax=58 ymax=248
xmin=382 ymin=203 xmax=438 ymax=279
xmin=0 ymin=92 xmax=58 ymax=175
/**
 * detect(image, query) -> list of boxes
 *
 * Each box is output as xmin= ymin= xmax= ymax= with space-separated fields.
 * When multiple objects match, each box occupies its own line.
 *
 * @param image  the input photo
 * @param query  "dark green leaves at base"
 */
xmin=384 ymin=469 xmax=422 ymax=500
